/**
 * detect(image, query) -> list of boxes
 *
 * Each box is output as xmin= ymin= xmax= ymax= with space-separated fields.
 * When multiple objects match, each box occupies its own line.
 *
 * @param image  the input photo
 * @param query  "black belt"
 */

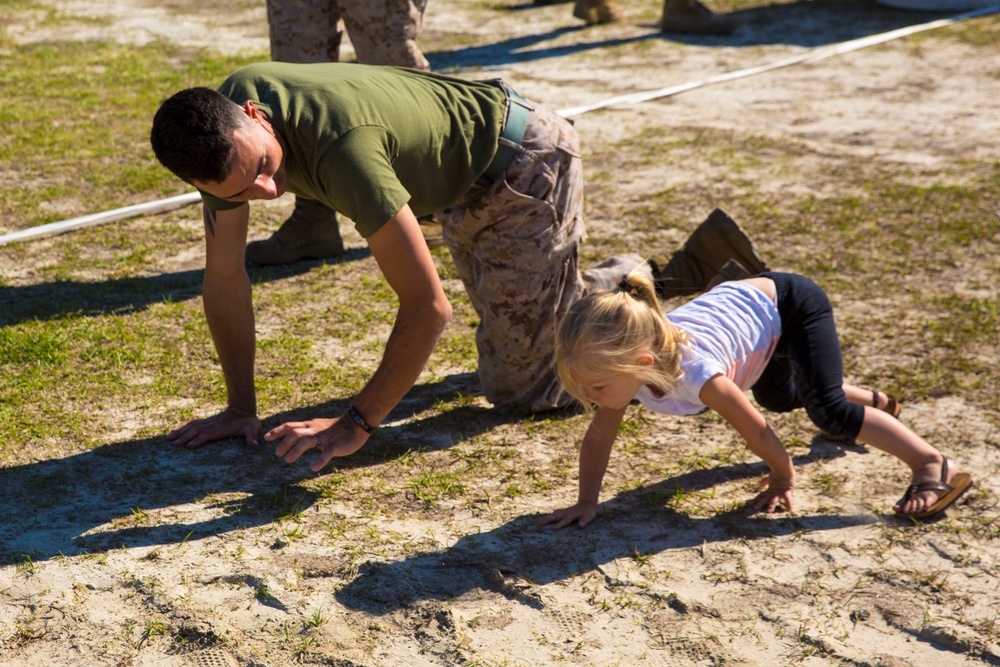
xmin=480 ymin=82 xmax=530 ymax=183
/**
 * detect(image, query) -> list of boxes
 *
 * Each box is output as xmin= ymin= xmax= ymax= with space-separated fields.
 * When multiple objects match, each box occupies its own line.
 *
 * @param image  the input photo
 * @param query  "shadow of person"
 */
xmin=0 ymin=372 xmax=559 ymax=564
xmin=706 ymin=0 xmax=955 ymax=48
xmin=0 ymin=430 xmax=323 ymax=565
xmin=430 ymin=26 xmax=662 ymax=71
xmin=345 ymin=511 xmax=870 ymax=612
xmin=334 ymin=464 xmax=879 ymax=616
xmin=429 ymin=0 xmax=954 ymax=72
xmin=0 ymin=248 xmax=370 ymax=328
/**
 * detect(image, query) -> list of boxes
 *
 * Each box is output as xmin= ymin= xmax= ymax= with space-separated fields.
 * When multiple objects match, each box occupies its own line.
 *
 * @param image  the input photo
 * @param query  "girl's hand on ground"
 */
xmin=539 ymin=501 xmax=598 ymax=530
xmin=166 ymin=406 xmax=260 ymax=449
xmin=749 ymin=488 xmax=794 ymax=513
xmin=266 ymin=416 xmax=368 ymax=471
xmin=748 ymin=474 xmax=795 ymax=513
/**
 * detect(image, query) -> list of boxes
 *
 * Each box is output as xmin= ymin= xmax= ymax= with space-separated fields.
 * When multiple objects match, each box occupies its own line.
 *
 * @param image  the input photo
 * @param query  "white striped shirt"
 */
xmin=636 ymin=281 xmax=781 ymax=415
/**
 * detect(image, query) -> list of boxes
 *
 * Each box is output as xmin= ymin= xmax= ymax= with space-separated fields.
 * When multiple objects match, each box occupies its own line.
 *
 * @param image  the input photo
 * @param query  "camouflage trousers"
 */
xmin=266 ymin=0 xmax=430 ymax=70
xmin=440 ymin=97 xmax=648 ymax=413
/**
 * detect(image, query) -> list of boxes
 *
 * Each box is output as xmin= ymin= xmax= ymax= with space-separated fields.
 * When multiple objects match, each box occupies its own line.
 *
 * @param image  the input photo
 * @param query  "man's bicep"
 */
xmin=367 ymin=204 xmax=443 ymax=304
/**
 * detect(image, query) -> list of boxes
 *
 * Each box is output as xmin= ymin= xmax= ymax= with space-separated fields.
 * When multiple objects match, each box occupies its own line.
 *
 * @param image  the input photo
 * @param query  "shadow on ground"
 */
xmin=0 ymin=371 xmax=515 ymax=564
xmin=429 ymin=0 xmax=950 ymax=71
xmin=0 ymin=249 xmax=371 ymax=327
xmin=333 ymin=450 xmax=882 ymax=615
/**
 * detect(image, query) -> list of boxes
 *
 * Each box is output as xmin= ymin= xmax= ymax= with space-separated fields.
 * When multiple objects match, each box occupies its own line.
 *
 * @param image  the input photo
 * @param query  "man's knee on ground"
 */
xmin=483 ymin=372 xmax=572 ymax=414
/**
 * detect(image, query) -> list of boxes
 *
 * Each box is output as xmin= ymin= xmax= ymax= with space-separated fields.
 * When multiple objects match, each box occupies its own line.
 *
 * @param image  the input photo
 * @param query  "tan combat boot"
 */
xmin=245 ymin=197 xmax=344 ymax=265
xmin=660 ymin=0 xmax=738 ymax=34
xmin=573 ymin=0 xmax=621 ymax=25
xmin=648 ymin=208 xmax=769 ymax=300
xmin=417 ymin=214 xmax=445 ymax=249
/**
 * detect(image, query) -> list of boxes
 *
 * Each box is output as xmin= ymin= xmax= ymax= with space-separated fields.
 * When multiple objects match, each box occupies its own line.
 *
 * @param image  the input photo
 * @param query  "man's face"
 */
xmin=193 ymin=109 xmax=287 ymax=203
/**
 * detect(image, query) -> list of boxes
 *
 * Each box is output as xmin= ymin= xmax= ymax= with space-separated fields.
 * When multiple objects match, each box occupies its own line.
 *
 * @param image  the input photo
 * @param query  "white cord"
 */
xmin=0 ymin=192 xmax=202 ymax=245
xmin=558 ymin=4 xmax=1000 ymax=117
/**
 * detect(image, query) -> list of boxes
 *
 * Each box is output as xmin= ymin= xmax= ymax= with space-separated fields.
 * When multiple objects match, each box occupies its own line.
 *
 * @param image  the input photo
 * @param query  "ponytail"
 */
xmin=556 ymin=267 xmax=686 ymax=410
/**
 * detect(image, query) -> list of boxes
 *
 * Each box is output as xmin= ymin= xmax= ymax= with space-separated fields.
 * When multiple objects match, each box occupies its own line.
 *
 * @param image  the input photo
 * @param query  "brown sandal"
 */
xmin=873 ymin=390 xmax=901 ymax=419
xmin=895 ymin=457 xmax=973 ymax=520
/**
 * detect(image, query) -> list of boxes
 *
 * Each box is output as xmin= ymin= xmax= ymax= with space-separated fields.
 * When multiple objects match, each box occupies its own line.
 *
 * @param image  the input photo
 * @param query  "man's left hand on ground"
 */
xmin=267 ymin=417 xmax=369 ymax=471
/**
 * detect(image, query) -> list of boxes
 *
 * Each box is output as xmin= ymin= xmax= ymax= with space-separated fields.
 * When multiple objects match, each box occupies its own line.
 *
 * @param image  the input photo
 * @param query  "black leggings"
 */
xmin=750 ymin=272 xmax=865 ymax=440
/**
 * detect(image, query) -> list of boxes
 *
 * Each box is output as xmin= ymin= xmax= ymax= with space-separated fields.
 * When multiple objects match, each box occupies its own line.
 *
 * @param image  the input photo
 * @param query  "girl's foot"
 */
xmin=894 ymin=456 xmax=973 ymax=519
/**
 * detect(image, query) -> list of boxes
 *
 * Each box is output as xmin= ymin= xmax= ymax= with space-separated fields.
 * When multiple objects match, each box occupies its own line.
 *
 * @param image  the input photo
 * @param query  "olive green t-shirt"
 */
xmin=200 ymin=62 xmax=507 ymax=237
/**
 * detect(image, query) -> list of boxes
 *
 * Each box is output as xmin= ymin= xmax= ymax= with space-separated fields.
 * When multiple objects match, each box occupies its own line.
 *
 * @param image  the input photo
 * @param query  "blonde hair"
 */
xmin=556 ymin=269 xmax=687 ymax=410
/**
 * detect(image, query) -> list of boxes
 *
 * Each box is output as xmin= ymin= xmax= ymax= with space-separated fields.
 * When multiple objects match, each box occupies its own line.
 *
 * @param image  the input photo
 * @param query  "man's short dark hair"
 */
xmin=150 ymin=87 xmax=249 ymax=184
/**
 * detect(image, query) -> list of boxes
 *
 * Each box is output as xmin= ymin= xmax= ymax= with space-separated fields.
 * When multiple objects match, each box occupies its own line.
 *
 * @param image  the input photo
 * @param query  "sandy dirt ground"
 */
xmin=2 ymin=0 xmax=1000 ymax=665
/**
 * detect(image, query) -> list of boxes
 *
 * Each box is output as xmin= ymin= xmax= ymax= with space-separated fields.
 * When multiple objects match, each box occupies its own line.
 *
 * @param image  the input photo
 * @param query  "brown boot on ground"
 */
xmin=245 ymin=197 xmax=344 ymax=265
xmin=660 ymin=0 xmax=738 ymax=34
xmin=648 ymin=208 xmax=769 ymax=300
xmin=573 ymin=0 xmax=621 ymax=24
xmin=417 ymin=214 xmax=445 ymax=249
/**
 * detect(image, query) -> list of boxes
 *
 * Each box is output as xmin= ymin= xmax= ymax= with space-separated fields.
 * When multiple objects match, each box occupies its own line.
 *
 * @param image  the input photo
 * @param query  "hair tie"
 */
xmin=618 ymin=276 xmax=639 ymax=298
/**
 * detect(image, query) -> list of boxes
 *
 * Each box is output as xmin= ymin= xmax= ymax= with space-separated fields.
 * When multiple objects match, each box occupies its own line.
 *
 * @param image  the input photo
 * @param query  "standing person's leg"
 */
xmin=254 ymin=0 xmax=346 ymax=265
xmin=572 ymin=0 xmax=620 ymax=25
xmin=338 ymin=0 xmax=442 ymax=247
xmin=339 ymin=0 xmax=431 ymax=70
xmin=267 ymin=0 xmax=344 ymax=63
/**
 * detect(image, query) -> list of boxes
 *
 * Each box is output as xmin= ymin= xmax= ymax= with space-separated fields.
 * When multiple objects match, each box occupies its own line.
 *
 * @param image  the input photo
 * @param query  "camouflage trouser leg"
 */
xmin=440 ymin=99 xmax=641 ymax=413
xmin=266 ymin=0 xmax=344 ymax=63
xmin=266 ymin=0 xmax=428 ymax=69
xmin=339 ymin=0 xmax=430 ymax=70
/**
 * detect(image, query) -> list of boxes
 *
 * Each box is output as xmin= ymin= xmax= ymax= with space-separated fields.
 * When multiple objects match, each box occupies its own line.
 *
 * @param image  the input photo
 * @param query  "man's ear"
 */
xmin=243 ymin=100 xmax=261 ymax=120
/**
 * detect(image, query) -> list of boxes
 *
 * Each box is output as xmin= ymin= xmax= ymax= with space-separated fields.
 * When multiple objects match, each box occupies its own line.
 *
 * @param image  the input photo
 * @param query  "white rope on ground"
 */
xmin=0 ymin=191 xmax=202 ymax=246
xmin=557 ymin=4 xmax=1000 ymax=117
xmin=4 ymin=4 xmax=997 ymax=246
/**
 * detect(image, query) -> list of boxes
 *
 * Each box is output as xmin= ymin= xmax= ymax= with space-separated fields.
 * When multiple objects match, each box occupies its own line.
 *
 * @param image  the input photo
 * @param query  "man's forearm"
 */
xmin=351 ymin=295 xmax=451 ymax=428
xmin=203 ymin=270 xmax=257 ymax=414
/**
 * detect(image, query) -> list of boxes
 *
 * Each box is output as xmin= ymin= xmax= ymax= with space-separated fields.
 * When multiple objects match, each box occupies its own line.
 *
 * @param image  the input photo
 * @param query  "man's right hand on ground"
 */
xmin=166 ymin=406 xmax=261 ymax=449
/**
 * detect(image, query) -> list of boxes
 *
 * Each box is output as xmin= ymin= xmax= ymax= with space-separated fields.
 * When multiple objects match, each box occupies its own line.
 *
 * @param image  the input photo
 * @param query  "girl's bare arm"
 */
xmin=540 ymin=405 xmax=627 ymax=529
xmin=699 ymin=374 xmax=796 ymax=512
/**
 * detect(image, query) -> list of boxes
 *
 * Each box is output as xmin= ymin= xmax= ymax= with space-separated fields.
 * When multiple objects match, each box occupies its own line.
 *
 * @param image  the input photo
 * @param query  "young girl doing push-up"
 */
xmin=541 ymin=271 xmax=972 ymax=529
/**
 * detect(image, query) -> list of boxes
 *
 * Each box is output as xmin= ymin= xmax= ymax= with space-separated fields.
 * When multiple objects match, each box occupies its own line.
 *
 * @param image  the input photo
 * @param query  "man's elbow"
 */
xmin=431 ymin=295 xmax=452 ymax=335
xmin=203 ymin=263 xmax=250 ymax=294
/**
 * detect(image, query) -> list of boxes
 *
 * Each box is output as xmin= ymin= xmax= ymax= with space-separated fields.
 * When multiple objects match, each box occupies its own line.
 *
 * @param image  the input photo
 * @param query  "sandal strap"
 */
xmin=900 ymin=458 xmax=954 ymax=500
xmin=872 ymin=390 xmax=880 ymax=408
xmin=903 ymin=481 xmax=952 ymax=499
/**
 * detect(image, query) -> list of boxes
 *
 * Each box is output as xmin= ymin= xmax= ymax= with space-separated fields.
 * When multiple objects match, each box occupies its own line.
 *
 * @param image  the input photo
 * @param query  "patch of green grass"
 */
xmin=410 ymin=469 xmax=468 ymax=506
xmin=0 ymin=20 xmax=265 ymax=230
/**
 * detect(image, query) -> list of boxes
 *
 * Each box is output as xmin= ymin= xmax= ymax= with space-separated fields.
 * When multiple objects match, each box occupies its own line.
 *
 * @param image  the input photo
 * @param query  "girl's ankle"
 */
xmin=910 ymin=452 xmax=944 ymax=476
